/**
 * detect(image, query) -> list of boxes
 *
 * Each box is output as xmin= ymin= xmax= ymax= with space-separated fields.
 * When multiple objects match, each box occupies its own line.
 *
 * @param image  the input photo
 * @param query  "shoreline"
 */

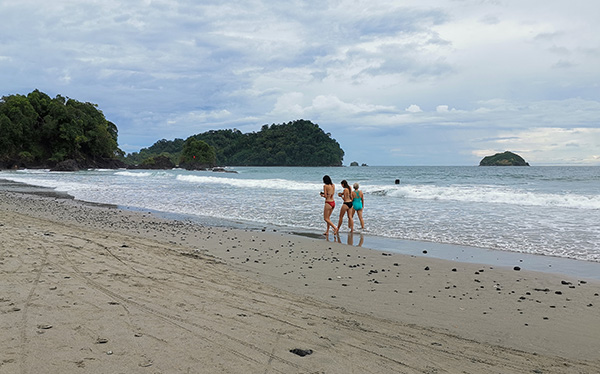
xmin=4 ymin=178 xmax=597 ymax=281
xmin=1 ymin=182 xmax=600 ymax=372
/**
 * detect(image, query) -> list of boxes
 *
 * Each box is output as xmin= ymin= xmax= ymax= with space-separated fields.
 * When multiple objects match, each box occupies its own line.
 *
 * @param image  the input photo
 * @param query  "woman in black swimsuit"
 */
xmin=335 ymin=180 xmax=354 ymax=235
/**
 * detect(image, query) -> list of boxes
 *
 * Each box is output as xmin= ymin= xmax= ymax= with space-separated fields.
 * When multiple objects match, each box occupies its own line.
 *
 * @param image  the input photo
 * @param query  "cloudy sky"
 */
xmin=2 ymin=0 xmax=599 ymax=165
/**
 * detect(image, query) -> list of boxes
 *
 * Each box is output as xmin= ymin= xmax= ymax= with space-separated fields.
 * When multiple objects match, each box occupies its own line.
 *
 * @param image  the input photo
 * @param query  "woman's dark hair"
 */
xmin=341 ymin=179 xmax=351 ymax=192
xmin=323 ymin=175 xmax=333 ymax=185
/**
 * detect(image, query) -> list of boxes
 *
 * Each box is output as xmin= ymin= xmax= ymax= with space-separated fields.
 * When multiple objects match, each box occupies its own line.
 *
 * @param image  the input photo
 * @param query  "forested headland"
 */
xmin=0 ymin=90 xmax=124 ymax=169
xmin=125 ymin=119 xmax=345 ymax=167
xmin=1 ymin=90 xmax=345 ymax=170
xmin=479 ymin=151 xmax=530 ymax=166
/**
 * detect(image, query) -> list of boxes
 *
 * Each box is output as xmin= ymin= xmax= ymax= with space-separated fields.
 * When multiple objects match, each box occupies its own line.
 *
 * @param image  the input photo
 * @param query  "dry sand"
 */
xmin=1 ymin=187 xmax=599 ymax=373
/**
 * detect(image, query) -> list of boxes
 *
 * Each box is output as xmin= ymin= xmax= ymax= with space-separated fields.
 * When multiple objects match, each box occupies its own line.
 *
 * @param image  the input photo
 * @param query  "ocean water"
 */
xmin=2 ymin=166 xmax=599 ymax=264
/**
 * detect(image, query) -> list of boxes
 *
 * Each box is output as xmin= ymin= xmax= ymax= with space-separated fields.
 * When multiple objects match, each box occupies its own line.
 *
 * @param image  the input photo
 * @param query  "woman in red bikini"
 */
xmin=320 ymin=175 xmax=338 ymax=236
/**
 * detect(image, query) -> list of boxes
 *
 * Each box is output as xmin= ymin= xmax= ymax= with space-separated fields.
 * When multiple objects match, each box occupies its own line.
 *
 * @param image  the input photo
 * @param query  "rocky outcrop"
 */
xmin=212 ymin=167 xmax=238 ymax=173
xmin=2 ymin=157 xmax=126 ymax=171
xmin=50 ymin=159 xmax=80 ymax=171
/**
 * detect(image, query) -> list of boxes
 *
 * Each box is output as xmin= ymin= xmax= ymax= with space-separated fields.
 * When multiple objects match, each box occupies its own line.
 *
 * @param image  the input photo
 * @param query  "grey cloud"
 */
xmin=2 ymin=0 xmax=600 ymax=165
xmin=552 ymin=60 xmax=575 ymax=69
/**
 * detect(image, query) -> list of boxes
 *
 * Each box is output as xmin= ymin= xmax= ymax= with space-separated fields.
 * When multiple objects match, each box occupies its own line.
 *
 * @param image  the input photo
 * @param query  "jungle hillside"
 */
xmin=125 ymin=119 xmax=345 ymax=167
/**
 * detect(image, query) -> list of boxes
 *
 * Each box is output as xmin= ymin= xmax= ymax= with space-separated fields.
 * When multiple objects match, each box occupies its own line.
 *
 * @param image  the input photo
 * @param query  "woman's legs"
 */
xmin=356 ymin=209 xmax=365 ymax=229
xmin=323 ymin=204 xmax=337 ymax=235
xmin=347 ymin=208 xmax=354 ymax=232
xmin=336 ymin=205 xmax=349 ymax=234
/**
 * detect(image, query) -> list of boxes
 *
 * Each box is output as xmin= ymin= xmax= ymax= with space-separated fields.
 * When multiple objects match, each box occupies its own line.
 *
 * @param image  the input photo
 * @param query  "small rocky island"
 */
xmin=479 ymin=151 xmax=529 ymax=166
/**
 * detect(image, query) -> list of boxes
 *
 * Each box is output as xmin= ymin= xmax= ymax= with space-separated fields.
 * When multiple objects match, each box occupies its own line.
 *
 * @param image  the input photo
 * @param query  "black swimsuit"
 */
xmin=342 ymin=187 xmax=352 ymax=208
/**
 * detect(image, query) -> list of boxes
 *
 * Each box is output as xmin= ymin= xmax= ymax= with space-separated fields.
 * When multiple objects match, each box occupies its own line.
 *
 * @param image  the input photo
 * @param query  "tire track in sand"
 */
xmin=56 ymin=241 xmax=306 ymax=373
xmin=18 ymin=244 xmax=48 ymax=374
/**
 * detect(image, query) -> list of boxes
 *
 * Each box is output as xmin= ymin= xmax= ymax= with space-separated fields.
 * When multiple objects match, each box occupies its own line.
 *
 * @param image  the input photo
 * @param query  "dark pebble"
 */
xmin=513 ymin=266 xmax=521 ymax=271
xmin=290 ymin=348 xmax=313 ymax=357
xmin=424 ymin=266 xmax=430 ymax=271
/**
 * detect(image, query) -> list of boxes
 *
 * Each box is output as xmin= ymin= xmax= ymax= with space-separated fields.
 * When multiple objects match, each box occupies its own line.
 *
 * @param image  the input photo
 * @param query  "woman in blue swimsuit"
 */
xmin=351 ymin=182 xmax=365 ymax=230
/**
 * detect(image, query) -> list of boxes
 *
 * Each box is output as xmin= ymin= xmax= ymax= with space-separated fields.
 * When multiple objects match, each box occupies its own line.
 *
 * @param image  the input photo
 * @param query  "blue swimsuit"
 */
xmin=352 ymin=190 xmax=363 ymax=211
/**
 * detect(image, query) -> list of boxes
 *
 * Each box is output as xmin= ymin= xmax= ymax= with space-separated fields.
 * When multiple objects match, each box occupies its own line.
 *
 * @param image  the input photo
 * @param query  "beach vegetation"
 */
xmin=125 ymin=138 xmax=185 ymax=166
xmin=131 ymin=154 xmax=176 ymax=169
xmin=0 ymin=89 xmax=123 ymax=168
xmin=179 ymin=138 xmax=216 ymax=169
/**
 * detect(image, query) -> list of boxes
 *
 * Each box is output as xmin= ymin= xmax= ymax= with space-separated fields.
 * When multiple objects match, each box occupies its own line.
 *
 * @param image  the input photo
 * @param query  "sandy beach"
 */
xmin=1 ymin=185 xmax=599 ymax=373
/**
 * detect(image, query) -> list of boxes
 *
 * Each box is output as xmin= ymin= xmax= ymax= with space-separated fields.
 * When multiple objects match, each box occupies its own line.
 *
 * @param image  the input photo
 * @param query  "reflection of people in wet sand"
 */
xmin=347 ymin=232 xmax=364 ymax=247
xmin=351 ymin=182 xmax=365 ymax=230
xmin=335 ymin=180 xmax=354 ymax=235
xmin=320 ymin=175 xmax=337 ymax=236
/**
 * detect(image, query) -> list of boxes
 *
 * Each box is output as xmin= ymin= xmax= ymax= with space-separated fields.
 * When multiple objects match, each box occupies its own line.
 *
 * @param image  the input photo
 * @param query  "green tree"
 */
xmin=179 ymin=138 xmax=216 ymax=169
xmin=0 ymin=90 xmax=123 ymax=167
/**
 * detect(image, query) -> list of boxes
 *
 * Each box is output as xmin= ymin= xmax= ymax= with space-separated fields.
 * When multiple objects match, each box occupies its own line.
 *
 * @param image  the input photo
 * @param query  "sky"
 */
xmin=1 ymin=0 xmax=599 ymax=166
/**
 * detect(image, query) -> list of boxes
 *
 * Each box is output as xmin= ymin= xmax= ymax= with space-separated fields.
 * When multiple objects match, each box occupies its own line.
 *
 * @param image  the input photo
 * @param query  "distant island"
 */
xmin=125 ymin=119 xmax=345 ymax=168
xmin=0 ymin=90 xmax=345 ymax=170
xmin=479 ymin=151 xmax=529 ymax=166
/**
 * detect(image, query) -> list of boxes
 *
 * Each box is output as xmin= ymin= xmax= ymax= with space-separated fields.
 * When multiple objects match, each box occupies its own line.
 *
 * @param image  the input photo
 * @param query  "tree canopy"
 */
xmin=179 ymin=138 xmax=216 ymax=169
xmin=124 ymin=138 xmax=185 ymax=166
xmin=0 ymin=90 xmax=122 ymax=168
xmin=1 ymin=91 xmax=343 ymax=169
xmin=124 ymin=120 xmax=344 ymax=167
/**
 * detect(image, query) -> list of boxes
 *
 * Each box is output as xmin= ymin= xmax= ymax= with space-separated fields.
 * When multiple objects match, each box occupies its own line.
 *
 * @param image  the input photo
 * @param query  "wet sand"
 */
xmin=1 ymin=188 xmax=599 ymax=373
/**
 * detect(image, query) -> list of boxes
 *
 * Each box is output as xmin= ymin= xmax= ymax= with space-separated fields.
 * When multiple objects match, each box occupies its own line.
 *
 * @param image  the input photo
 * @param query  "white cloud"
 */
xmin=405 ymin=104 xmax=422 ymax=113
xmin=269 ymin=92 xmax=305 ymax=117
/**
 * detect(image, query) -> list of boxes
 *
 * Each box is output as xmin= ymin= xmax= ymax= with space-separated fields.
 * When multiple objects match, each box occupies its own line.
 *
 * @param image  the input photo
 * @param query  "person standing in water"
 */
xmin=320 ymin=175 xmax=337 ymax=236
xmin=335 ymin=180 xmax=354 ymax=235
xmin=351 ymin=182 xmax=365 ymax=230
